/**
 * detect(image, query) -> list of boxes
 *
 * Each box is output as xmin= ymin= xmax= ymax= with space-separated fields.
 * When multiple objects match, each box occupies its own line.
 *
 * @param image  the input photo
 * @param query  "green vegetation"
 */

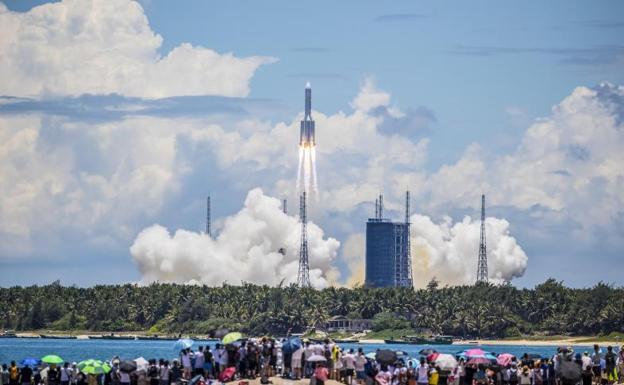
xmin=0 ymin=279 xmax=622 ymax=338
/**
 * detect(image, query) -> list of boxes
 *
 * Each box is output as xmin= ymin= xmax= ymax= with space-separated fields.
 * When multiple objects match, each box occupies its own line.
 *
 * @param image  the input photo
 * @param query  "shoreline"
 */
xmin=454 ymin=338 xmax=624 ymax=347
xmin=7 ymin=333 xmax=623 ymax=347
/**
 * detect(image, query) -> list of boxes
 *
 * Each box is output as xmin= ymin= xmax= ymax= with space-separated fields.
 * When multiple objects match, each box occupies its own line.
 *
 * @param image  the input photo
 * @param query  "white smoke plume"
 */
xmin=345 ymin=214 xmax=528 ymax=287
xmin=130 ymin=188 xmax=340 ymax=288
xmin=410 ymin=214 xmax=528 ymax=286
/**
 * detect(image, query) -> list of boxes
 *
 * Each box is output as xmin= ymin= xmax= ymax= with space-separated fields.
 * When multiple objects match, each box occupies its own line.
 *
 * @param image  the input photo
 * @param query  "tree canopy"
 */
xmin=0 ymin=279 xmax=622 ymax=338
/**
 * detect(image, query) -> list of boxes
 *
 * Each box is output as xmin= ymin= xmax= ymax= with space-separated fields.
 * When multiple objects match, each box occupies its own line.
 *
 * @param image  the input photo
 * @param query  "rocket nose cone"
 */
xmin=305 ymin=81 xmax=311 ymax=89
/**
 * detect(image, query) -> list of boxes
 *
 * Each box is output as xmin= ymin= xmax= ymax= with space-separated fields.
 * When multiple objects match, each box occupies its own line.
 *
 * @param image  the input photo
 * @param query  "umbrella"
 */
xmin=497 ymin=354 xmax=515 ymax=367
xmin=119 ymin=360 xmax=137 ymax=373
xmin=376 ymin=350 xmax=398 ymax=365
xmin=20 ymin=358 xmax=41 ymax=367
xmin=427 ymin=352 xmax=440 ymax=362
xmin=308 ymin=354 xmax=327 ymax=362
xmin=419 ymin=349 xmax=437 ymax=356
xmin=78 ymin=360 xmax=111 ymax=374
xmin=221 ymin=332 xmax=243 ymax=345
xmin=173 ymin=338 xmax=194 ymax=352
xmin=189 ymin=375 xmax=203 ymax=385
xmin=467 ymin=357 xmax=491 ymax=365
xmin=42 ymin=355 xmax=64 ymax=365
xmin=134 ymin=357 xmax=148 ymax=371
xmin=465 ymin=348 xmax=487 ymax=357
xmin=282 ymin=337 xmax=302 ymax=354
xmin=527 ymin=353 xmax=543 ymax=361
xmin=434 ymin=354 xmax=458 ymax=370
xmin=365 ymin=352 xmax=376 ymax=359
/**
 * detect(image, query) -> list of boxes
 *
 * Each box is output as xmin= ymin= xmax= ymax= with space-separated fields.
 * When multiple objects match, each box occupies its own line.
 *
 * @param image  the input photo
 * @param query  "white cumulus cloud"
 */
xmin=0 ymin=0 xmax=275 ymax=98
xmin=130 ymin=188 xmax=340 ymax=288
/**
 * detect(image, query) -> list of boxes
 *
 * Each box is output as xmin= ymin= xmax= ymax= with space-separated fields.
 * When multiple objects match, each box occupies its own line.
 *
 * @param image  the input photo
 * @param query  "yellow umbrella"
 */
xmin=221 ymin=332 xmax=243 ymax=345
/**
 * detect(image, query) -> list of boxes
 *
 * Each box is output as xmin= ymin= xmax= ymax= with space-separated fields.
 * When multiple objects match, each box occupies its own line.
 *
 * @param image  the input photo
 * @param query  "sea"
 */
xmin=0 ymin=338 xmax=597 ymax=364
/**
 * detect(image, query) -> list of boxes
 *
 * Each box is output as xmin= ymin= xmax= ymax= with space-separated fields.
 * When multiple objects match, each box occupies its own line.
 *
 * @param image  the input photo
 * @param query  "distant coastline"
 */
xmin=6 ymin=331 xmax=623 ymax=347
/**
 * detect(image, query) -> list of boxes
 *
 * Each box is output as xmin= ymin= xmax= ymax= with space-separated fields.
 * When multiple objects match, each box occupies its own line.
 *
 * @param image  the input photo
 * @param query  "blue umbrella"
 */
xmin=173 ymin=338 xmax=194 ymax=352
xmin=281 ymin=337 xmax=302 ymax=354
xmin=21 ymin=358 xmax=41 ymax=367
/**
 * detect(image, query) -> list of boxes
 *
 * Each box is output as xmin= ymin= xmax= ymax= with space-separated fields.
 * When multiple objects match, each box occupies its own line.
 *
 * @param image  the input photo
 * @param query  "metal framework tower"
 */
xmin=476 ymin=194 xmax=488 ymax=283
xmin=206 ymin=195 xmax=211 ymax=237
xmin=404 ymin=190 xmax=413 ymax=288
xmin=297 ymin=191 xmax=311 ymax=287
xmin=378 ymin=194 xmax=384 ymax=219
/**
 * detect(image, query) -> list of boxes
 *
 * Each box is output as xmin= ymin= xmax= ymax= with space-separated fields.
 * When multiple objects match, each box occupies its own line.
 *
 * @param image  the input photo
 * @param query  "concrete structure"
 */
xmin=325 ymin=316 xmax=373 ymax=333
xmin=365 ymin=193 xmax=413 ymax=288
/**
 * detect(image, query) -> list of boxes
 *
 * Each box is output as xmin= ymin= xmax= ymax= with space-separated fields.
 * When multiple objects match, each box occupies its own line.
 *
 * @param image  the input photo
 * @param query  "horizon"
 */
xmin=0 ymin=0 xmax=623 ymax=288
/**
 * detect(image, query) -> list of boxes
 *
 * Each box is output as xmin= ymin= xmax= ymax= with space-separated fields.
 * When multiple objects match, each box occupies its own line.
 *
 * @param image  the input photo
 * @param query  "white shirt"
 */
xmin=417 ymin=364 xmax=429 ymax=383
xmin=292 ymin=347 xmax=304 ymax=361
xmin=159 ymin=366 xmax=169 ymax=380
xmin=305 ymin=346 xmax=315 ymax=359
xmin=181 ymin=353 xmax=192 ymax=368
xmin=60 ymin=368 xmax=72 ymax=382
xmin=119 ymin=372 xmax=130 ymax=383
xmin=218 ymin=350 xmax=228 ymax=366
xmin=194 ymin=354 xmax=205 ymax=369
xmin=355 ymin=355 xmax=366 ymax=371
xmin=343 ymin=353 xmax=356 ymax=370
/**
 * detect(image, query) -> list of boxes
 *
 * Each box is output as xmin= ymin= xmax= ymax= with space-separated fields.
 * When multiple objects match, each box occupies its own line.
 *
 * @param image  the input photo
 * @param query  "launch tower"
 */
xmin=476 ymin=194 xmax=488 ymax=283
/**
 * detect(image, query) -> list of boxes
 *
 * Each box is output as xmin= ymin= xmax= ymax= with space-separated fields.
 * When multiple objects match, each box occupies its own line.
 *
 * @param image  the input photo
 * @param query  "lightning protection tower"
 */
xmin=206 ymin=195 xmax=211 ymax=237
xmin=297 ymin=191 xmax=311 ymax=287
xmin=476 ymin=194 xmax=488 ymax=283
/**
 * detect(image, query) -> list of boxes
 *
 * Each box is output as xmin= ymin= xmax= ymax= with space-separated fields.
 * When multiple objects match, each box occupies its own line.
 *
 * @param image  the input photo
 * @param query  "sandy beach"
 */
xmin=453 ymin=338 xmax=624 ymax=347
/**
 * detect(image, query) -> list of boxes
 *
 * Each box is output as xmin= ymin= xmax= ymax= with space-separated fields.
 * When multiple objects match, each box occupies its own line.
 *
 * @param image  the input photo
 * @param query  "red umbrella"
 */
xmin=427 ymin=352 xmax=440 ymax=362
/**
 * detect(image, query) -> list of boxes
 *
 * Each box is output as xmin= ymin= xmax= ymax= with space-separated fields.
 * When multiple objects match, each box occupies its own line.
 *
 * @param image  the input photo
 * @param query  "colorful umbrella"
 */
xmin=78 ymin=360 xmax=111 ymax=374
xmin=134 ymin=357 xmax=148 ymax=371
xmin=419 ymin=349 xmax=437 ymax=356
xmin=465 ymin=348 xmax=487 ymax=357
xmin=308 ymin=354 xmax=327 ymax=362
xmin=376 ymin=350 xmax=398 ymax=365
xmin=281 ymin=337 xmax=302 ymax=354
xmin=497 ymin=353 xmax=515 ymax=366
xmin=173 ymin=338 xmax=194 ymax=352
xmin=119 ymin=360 xmax=137 ymax=373
xmin=467 ymin=357 xmax=491 ymax=365
xmin=20 ymin=358 xmax=41 ymax=367
xmin=427 ymin=352 xmax=440 ymax=362
xmin=221 ymin=332 xmax=243 ymax=345
xmin=434 ymin=354 xmax=458 ymax=370
xmin=42 ymin=355 xmax=64 ymax=365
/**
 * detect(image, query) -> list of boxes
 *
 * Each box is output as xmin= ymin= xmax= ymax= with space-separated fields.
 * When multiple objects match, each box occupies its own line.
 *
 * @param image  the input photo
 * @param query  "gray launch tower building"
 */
xmin=365 ymin=192 xmax=413 ymax=288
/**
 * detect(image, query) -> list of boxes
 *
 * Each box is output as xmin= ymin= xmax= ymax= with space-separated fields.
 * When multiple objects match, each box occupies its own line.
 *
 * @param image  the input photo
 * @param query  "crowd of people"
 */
xmin=1 ymin=341 xmax=623 ymax=385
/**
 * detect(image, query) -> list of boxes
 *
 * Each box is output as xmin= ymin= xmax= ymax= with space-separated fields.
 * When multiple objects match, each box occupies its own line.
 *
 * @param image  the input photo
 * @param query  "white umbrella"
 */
xmin=134 ymin=357 xmax=149 ymax=371
xmin=307 ymin=354 xmax=327 ymax=362
xmin=434 ymin=354 xmax=458 ymax=370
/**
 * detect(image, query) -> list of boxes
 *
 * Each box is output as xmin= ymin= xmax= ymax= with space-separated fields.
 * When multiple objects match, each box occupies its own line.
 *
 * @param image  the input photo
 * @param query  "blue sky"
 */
xmin=0 ymin=0 xmax=623 ymax=288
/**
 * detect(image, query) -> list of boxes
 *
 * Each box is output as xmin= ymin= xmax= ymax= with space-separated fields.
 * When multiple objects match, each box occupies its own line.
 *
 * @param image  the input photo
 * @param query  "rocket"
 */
xmin=299 ymin=82 xmax=315 ymax=147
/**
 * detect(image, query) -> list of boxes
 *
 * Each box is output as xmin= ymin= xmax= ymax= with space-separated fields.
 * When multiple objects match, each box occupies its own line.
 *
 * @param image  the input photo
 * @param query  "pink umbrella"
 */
xmin=465 ymin=348 xmax=487 ymax=357
xmin=497 ymin=353 xmax=515 ymax=366
xmin=467 ymin=357 xmax=491 ymax=365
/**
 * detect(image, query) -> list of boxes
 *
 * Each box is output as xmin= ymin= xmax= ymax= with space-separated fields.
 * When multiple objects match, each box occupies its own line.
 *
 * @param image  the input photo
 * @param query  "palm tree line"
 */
xmin=0 ymin=279 xmax=622 ymax=338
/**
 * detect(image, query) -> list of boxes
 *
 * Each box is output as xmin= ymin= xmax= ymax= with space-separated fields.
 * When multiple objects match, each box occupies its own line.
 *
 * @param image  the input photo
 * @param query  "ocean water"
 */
xmin=0 ymin=338 xmax=597 ymax=364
